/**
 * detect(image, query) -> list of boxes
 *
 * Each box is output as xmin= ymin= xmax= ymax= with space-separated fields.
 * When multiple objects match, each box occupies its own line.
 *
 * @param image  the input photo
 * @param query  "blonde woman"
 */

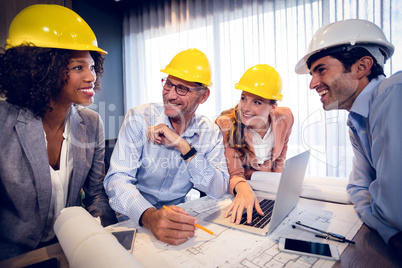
xmin=216 ymin=64 xmax=293 ymax=225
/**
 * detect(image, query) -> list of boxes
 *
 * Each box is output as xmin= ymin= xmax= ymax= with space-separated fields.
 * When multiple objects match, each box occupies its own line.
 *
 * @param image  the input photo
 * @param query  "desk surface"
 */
xmin=1 ymin=198 xmax=401 ymax=268
xmin=1 ymin=225 xmax=401 ymax=268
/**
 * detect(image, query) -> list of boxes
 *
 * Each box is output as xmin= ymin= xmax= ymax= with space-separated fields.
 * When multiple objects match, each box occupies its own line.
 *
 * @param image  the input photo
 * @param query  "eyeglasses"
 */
xmin=161 ymin=78 xmax=203 ymax=96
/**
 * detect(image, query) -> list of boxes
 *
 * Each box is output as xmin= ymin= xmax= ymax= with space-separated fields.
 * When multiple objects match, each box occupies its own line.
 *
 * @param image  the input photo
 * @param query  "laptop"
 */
xmin=204 ymin=150 xmax=310 ymax=236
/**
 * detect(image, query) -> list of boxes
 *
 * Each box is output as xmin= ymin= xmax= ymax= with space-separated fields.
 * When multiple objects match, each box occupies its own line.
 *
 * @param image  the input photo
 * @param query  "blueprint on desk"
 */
xmin=115 ymin=195 xmax=362 ymax=268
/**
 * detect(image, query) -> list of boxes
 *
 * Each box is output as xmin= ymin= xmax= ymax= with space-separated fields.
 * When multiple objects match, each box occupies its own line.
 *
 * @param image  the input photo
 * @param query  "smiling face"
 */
xmin=56 ymin=51 xmax=97 ymax=107
xmin=238 ymin=91 xmax=277 ymax=134
xmin=163 ymin=75 xmax=209 ymax=123
xmin=309 ymin=56 xmax=361 ymax=111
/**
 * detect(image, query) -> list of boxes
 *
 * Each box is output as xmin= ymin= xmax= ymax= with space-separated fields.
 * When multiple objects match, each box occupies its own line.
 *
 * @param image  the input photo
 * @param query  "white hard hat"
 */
xmin=295 ymin=19 xmax=394 ymax=74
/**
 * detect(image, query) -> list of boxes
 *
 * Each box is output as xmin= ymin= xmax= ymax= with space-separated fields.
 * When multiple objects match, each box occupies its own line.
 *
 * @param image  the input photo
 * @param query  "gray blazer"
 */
xmin=0 ymin=100 xmax=116 ymax=260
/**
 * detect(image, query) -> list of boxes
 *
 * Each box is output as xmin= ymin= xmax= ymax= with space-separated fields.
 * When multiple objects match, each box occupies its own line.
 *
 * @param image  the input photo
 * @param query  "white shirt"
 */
xmin=248 ymin=126 xmax=274 ymax=164
xmin=42 ymin=111 xmax=74 ymax=242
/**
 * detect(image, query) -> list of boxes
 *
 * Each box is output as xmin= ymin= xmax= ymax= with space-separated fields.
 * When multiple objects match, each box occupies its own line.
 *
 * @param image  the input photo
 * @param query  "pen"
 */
xmin=162 ymin=205 xmax=214 ymax=235
xmin=315 ymin=234 xmax=347 ymax=243
xmin=294 ymin=221 xmax=355 ymax=245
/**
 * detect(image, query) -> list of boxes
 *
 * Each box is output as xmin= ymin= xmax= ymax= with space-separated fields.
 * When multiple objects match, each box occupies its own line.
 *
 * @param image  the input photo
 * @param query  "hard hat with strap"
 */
xmin=235 ymin=64 xmax=283 ymax=101
xmin=161 ymin=48 xmax=212 ymax=87
xmin=6 ymin=4 xmax=107 ymax=54
xmin=295 ymin=19 xmax=394 ymax=74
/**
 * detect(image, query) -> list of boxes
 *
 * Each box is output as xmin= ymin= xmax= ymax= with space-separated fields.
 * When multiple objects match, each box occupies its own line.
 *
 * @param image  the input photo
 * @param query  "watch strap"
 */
xmin=181 ymin=146 xmax=197 ymax=160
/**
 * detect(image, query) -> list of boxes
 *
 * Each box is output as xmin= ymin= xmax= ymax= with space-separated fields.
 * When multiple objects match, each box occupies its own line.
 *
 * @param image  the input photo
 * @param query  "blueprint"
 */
xmin=249 ymin=172 xmax=352 ymax=205
xmin=115 ymin=195 xmax=362 ymax=268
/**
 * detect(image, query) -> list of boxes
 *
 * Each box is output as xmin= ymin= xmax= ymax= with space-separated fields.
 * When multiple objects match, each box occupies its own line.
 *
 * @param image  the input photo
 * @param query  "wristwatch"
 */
xmin=181 ymin=146 xmax=197 ymax=160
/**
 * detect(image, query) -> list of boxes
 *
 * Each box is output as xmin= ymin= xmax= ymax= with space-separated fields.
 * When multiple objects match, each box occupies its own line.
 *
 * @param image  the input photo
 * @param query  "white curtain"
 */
xmin=122 ymin=0 xmax=402 ymax=177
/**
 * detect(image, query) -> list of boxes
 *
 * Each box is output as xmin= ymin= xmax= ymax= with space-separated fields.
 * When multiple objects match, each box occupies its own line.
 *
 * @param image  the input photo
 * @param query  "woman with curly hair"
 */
xmin=216 ymin=64 xmax=293 ymax=225
xmin=0 ymin=5 xmax=116 ymax=260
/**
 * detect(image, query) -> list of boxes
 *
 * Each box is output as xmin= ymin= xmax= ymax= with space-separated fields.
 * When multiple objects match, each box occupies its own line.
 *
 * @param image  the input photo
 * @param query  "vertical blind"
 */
xmin=122 ymin=0 xmax=402 ymax=177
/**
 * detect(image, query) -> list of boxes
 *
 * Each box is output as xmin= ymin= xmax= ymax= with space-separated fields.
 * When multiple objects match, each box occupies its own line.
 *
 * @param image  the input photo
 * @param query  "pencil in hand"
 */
xmin=163 ymin=205 xmax=214 ymax=235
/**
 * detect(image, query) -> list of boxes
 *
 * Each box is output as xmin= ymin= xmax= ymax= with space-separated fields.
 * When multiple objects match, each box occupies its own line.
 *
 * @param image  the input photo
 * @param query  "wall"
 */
xmin=73 ymin=0 xmax=125 ymax=139
xmin=0 ymin=0 xmax=72 ymax=46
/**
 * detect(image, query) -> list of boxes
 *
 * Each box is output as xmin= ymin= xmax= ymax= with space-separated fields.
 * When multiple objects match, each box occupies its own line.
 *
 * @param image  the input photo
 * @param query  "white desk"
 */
xmin=115 ymin=194 xmax=362 ymax=267
xmin=3 ymin=195 xmax=402 ymax=267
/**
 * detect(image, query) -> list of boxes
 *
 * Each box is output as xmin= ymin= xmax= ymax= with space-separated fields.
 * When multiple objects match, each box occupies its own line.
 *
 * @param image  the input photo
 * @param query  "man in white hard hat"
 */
xmin=104 ymin=48 xmax=229 ymax=245
xmin=295 ymin=19 xmax=402 ymax=257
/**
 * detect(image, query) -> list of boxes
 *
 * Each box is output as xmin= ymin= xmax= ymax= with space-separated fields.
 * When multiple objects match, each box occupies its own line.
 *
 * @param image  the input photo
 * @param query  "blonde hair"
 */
xmin=217 ymin=105 xmax=252 ymax=155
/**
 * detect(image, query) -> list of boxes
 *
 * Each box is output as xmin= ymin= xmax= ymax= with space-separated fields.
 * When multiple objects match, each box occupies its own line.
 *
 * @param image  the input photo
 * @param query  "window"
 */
xmin=123 ymin=0 xmax=402 ymax=177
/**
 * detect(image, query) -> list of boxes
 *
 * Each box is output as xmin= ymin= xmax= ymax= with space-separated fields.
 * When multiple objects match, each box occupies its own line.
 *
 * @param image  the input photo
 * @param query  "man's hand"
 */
xmin=224 ymin=181 xmax=264 ymax=224
xmin=147 ymin=123 xmax=193 ymax=159
xmin=147 ymin=124 xmax=181 ymax=147
xmin=141 ymin=206 xmax=197 ymax=245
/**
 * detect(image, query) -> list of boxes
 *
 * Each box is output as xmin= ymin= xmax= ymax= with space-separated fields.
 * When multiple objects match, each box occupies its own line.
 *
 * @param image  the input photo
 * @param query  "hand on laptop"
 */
xmin=140 ymin=206 xmax=197 ymax=245
xmin=224 ymin=182 xmax=264 ymax=224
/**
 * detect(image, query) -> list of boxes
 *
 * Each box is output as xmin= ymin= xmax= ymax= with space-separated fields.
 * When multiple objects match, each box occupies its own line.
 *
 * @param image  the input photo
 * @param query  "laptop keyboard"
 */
xmin=239 ymin=199 xmax=275 ymax=229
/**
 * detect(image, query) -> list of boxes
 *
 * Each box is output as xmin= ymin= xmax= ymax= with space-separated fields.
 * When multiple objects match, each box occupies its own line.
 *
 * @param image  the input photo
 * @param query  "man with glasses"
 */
xmin=104 ymin=48 xmax=229 ymax=245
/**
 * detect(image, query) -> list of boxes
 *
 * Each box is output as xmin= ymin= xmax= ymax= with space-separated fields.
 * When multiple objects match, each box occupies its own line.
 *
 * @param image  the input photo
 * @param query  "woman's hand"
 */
xmin=224 ymin=182 xmax=264 ymax=224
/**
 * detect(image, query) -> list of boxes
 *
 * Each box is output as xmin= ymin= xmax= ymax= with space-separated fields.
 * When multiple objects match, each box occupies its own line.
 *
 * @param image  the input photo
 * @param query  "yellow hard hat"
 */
xmin=161 ymin=48 xmax=212 ymax=86
xmin=235 ymin=64 xmax=283 ymax=101
xmin=6 ymin=4 xmax=107 ymax=54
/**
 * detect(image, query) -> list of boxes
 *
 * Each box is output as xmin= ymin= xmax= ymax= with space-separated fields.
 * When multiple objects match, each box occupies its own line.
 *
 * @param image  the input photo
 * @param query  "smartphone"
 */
xmin=278 ymin=237 xmax=340 ymax=261
xmin=111 ymin=229 xmax=136 ymax=253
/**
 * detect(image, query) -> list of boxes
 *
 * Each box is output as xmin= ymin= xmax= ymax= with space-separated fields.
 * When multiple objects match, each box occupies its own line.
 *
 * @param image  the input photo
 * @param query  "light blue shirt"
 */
xmin=347 ymin=72 xmax=402 ymax=243
xmin=104 ymin=103 xmax=229 ymax=224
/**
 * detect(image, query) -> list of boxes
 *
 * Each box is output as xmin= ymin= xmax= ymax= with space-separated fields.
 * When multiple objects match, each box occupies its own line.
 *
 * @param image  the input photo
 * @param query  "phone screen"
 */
xmin=112 ymin=230 xmax=135 ymax=251
xmin=284 ymin=238 xmax=332 ymax=257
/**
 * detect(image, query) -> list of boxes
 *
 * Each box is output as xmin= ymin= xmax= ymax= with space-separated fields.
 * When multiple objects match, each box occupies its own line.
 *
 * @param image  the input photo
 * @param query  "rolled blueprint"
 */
xmin=249 ymin=172 xmax=351 ymax=204
xmin=54 ymin=206 xmax=142 ymax=267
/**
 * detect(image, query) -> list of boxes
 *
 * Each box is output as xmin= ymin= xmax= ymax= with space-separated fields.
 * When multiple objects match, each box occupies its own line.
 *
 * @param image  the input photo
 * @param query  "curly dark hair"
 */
xmin=0 ymin=43 xmax=105 ymax=117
